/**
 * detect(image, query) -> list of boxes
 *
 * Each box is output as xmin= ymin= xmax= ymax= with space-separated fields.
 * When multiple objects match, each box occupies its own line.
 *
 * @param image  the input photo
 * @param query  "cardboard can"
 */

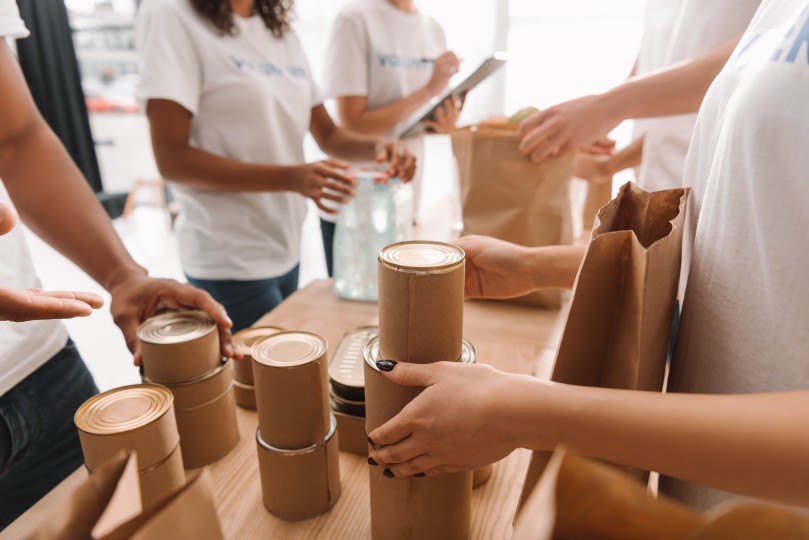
xmin=256 ymin=416 xmax=341 ymax=521
xmin=75 ymin=384 xmax=185 ymax=507
xmin=333 ymin=410 xmax=368 ymax=457
xmin=232 ymin=326 xmax=284 ymax=386
xmin=378 ymin=242 xmax=465 ymax=364
xmin=252 ymin=331 xmax=331 ymax=449
xmin=138 ymin=311 xmax=220 ymax=383
xmin=233 ymin=380 xmax=257 ymax=410
xmin=473 ymin=463 xmax=494 ymax=489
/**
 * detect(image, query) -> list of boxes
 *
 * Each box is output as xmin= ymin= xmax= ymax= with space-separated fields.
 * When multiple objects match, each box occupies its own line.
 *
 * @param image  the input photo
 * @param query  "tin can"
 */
xmin=329 ymin=326 xmax=376 ymax=402
xmin=232 ymin=326 xmax=284 ymax=386
xmin=138 ymin=311 xmax=220 ymax=383
xmin=75 ymin=384 xmax=185 ymax=508
xmin=256 ymin=416 xmax=341 ymax=521
xmin=333 ymin=409 xmax=368 ymax=457
xmin=251 ymin=331 xmax=331 ymax=449
xmin=378 ymin=241 xmax=465 ymax=364
xmin=233 ymin=380 xmax=257 ymax=410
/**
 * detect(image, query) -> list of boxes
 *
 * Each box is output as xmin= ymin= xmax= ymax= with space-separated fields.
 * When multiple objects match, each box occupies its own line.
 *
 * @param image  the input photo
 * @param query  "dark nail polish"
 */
xmin=414 ymin=472 xmax=426 ymax=478
xmin=383 ymin=468 xmax=395 ymax=478
xmin=368 ymin=457 xmax=378 ymax=466
xmin=376 ymin=360 xmax=397 ymax=372
xmin=367 ymin=436 xmax=378 ymax=450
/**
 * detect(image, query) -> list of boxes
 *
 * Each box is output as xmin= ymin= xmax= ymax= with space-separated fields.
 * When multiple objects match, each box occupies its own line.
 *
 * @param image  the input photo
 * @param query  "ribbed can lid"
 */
xmin=329 ymin=326 xmax=376 ymax=391
xmin=233 ymin=326 xmax=284 ymax=357
xmin=75 ymin=384 xmax=173 ymax=435
xmin=137 ymin=311 xmax=216 ymax=345
xmin=252 ymin=331 xmax=327 ymax=367
xmin=379 ymin=241 xmax=465 ymax=272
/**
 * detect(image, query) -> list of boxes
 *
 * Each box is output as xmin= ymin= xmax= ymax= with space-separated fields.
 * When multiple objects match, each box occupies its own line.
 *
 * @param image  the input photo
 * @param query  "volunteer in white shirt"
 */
xmin=0 ymin=0 xmax=233 ymax=527
xmin=136 ymin=0 xmax=415 ymax=331
xmin=319 ymin=0 xmax=459 ymax=275
xmin=365 ymin=0 xmax=809 ymax=512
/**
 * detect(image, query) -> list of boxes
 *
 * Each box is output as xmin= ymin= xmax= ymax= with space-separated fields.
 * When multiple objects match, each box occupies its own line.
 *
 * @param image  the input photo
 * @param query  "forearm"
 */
xmin=312 ymin=105 xmax=380 ymax=161
xmin=337 ymin=89 xmax=434 ymax=136
xmin=506 ymin=377 xmax=809 ymax=506
xmin=527 ymin=245 xmax=586 ymax=290
xmin=605 ymin=135 xmax=643 ymax=175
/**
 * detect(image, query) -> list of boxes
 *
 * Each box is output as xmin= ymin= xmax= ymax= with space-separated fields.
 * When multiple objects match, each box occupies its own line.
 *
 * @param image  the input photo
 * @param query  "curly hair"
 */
xmin=190 ymin=0 xmax=294 ymax=37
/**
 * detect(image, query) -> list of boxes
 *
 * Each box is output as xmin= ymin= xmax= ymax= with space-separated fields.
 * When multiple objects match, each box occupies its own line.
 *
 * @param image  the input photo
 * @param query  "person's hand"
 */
xmin=375 ymin=140 xmax=417 ymax=182
xmin=292 ymin=160 xmax=356 ymax=214
xmin=453 ymin=235 xmax=539 ymax=299
xmin=107 ymin=272 xmax=237 ymax=365
xmin=574 ymin=152 xmax=613 ymax=185
xmin=518 ymin=94 xmax=618 ymax=163
xmin=367 ymin=361 xmax=521 ymax=476
xmin=422 ymin=95 xmax=463 ymax=134
xmin=0 ymin=285 xmax=104 ymax=322
xmin=580 ymin=137 xmax=616 ymax=155
xmin=424 ymin=51 xmax=460 ymax=96
xmin=0 ymin=202 xmax=17 ymax=236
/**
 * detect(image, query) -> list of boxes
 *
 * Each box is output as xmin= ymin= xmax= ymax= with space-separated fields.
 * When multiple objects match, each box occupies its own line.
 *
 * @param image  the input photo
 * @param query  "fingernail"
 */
xmin=383 ymin=468 xmax=395 ymax=478
xmin=368 ymin=457 xmax=378 ymax=466
xmin=414 ymin=472 xmax=426 ymax=478
xmin=376 ymin=360 xmax=397 ymax=372
xmin=368 ymin=436 xmax=379 ymax=450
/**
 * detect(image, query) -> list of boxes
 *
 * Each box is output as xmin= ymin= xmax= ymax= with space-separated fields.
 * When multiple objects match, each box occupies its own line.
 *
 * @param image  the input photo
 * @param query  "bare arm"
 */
xmin=368 ymin=362 xmax=809 ymax=508
xmin=519 ymin=36 xmax=741 ymax=162
xmin=574 ymin=135 xmax=644 ymax=185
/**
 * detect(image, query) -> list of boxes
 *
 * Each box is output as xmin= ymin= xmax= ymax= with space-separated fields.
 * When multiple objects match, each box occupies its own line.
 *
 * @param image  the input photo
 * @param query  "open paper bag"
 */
xmin=451 ymin=124 xmax=574 ymax=308
xmin=516 ymin=182 xmax=688 ymax=516
xmin=29 ymin=452 xmax=223 ymax=540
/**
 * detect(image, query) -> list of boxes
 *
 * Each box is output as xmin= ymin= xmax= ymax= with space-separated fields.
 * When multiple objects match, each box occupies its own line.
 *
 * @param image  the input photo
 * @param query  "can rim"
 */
xmin=378 ymin=241 xmax=465 ymax=273
xmin=232 ymin=379 xmax=254 ymax=390
xmin=74 ymin=383 xmax=174 ymax=436
xmin=251 ymin=331 xmax=328 ymax=368
xmin=142 ymin=358 xmax=229 ymax=387
xmin=363 ymin=335 xmax=477 ymax=371
xmin=255 ymin=415 xmax=338 ymax=455
xmin=232 ymin=326 xmax=284 ymax=356
xmin=136 ymin=310 xmax=216 ymax=345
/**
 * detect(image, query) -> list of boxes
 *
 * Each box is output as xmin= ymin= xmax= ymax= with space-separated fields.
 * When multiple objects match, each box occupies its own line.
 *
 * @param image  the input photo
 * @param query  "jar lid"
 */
xmin=252 ymin=331 xmax=327 ymax=367
xmin=379 ymin=241 xmax=465 ymax=272
xmin=75 ymin=384 xmax=174 ymax=435
xmin=137 ymin=311 xmax=216 ymax=345
xmin=363 ymin=335 xmax=477 ymax=370
xmin=233 ymin=326 xmax=284 ymax=357
xmin=329 ymin=326 xmax=376 ymax=398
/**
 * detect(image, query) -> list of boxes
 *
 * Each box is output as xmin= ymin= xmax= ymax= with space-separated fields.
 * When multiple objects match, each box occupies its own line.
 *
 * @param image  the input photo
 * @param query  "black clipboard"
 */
xmin=396 ymin=52 xmax=508 ymax=139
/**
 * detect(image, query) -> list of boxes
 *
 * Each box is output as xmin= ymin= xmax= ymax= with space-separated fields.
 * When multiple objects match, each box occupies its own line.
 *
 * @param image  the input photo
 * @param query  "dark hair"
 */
xmin=190 ymin=0 xmax=294 ymax=37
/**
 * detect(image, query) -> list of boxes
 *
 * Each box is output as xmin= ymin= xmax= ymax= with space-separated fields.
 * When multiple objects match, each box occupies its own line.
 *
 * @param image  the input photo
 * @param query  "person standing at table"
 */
xmin=0 ymin=0 xmax=234 ymax=526
xmin=136 ymin=0 xmax=416 ymax=331
xmin=319 ymin=0 xmax=460 ymax=275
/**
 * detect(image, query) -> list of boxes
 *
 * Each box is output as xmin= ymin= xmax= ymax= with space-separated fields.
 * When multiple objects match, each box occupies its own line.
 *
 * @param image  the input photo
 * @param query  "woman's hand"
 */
xmin=424 ymin=51 xmax=460 ymax=97
xmin=367 ymin=361 xmax=524 ymax=477
xmin=0 ymin=285 xmax=104 ymax=322
xmin=291 ymin=160 xmax=356 ymax=213
xmin=422 ymin=95 xmax=463 ymax=134
xmin=453 ymin=235 xmax=538 ymax=299
xmin=375 ymin=141 xmax=417 ymax=182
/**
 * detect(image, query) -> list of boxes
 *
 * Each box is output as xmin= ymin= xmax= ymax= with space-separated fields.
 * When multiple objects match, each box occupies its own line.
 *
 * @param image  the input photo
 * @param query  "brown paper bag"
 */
xmin=692 ymin=504 xmax=809 ymax=539
xmin=29 ymin=452 xmax=223 ymax=540
xmin=516 ymin=182 xmax=688 ymax=517
xmin=451 ymin=124 xmax=574 ymax=308
xmin=513 ymin=448 xmax=705 ymax=540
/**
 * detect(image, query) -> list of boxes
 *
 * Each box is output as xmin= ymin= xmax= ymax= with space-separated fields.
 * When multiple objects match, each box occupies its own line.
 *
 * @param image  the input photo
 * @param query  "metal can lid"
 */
xmin=137 ymin=310 xmax=216 ymax=345
xmin=75 ymin=384 xmax=174 ymax=435
xmin=256 ymin=415 xmax=338 ymax=455
xmin=363 ymin=335 xmax=477 ymax=370
xmin=232 ymin=326 xmax=284 ymax=357
xmin=252 ymin=331 xmax=327 ymax=368
xmin=329 ymin=326 xmax=376 ymax=391
xmin=378 ymin=241 xmax=465 ymax=273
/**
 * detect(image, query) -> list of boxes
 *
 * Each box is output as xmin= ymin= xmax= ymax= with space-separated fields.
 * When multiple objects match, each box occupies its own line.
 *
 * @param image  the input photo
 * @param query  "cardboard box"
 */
xmin=138 ymin=311 xmax=220 ymax=383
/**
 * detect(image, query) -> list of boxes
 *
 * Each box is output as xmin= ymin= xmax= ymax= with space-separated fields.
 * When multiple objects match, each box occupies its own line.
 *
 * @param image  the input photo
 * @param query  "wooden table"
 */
xmin=4 ymin=280 xmax=565 ymax=540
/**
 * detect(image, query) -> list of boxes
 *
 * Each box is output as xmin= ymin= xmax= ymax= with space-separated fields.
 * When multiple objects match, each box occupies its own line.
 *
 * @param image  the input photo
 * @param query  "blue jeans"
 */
xmin=0 ymin=340 xmax=98 ymax=528
xmin=187 ymin=264 xmax=300 ymax=333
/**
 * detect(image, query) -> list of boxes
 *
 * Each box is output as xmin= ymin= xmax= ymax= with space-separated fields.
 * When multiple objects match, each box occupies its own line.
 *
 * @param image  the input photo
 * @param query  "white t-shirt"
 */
xmin=634 ymin=0 xmax=761 ymax=192
xmin=322 ymin=0 xmax=447 ymax=139
xmin=135 ymin=0 xmax=322 ymax=280
xmin=661 ymin=0 xmax=809 ymax=509
xmin=0 ymin=1 xmax=69 ymax=397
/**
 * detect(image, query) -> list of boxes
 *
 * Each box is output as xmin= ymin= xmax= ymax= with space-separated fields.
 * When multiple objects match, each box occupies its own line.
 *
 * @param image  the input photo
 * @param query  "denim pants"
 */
xmin=187 ymin=264 xmax=300 ymax=333
xmin=0 ymin=339 xmax=99 ymax=528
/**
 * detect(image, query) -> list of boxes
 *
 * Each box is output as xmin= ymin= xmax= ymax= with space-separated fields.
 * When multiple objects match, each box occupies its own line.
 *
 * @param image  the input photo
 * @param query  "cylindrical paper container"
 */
xmin=232 ymin=326 xmax=284 ymax=385
xmin=330 ymin=392 xmax=365 ymax=417
xmin=146 ymin=361 xmax=240 ymax=468
xmin=256 ymin=416 xmax=341 ymax=521
xmin=252 ymin=331 xmax=330 ymax=449
xmin=75 ymin=384 xmax=185 ymax=507
xmin=473 ymin=463 xmax=493 ymax=489
xmin=138 ymin=311 xmax=220 ymax=383
xmin=233 ymin=380 xmax=257 ymax=410
xmin=329 ymin=326 xmax=377 ymax=402
xmin=378 ymin=242 xmax=465 ymax=364
xmin=333 ymin=410 xmax=368 ymax=457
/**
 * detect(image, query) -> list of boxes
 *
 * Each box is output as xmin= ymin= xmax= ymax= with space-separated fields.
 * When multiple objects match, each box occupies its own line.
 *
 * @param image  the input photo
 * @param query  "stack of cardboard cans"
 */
xmin=329 ymin=326 xmax=377 ymax=456
xmin=231 ymin=326 xmax=283 ymax=409
xmin=365 ymin=241 xmax=476 ymax=540
xmin=138 ymin=311 xmax=240 ymax=468
xmin=251 ymin=331 xmax=341 ymax=520
xmin=74 ymin=383 xmax=186 ymax=508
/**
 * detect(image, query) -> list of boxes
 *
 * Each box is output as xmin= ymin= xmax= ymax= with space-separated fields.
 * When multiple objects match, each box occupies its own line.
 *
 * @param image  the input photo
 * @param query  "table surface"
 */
xmin=4 ymin=279 xmax=565 ymax=540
